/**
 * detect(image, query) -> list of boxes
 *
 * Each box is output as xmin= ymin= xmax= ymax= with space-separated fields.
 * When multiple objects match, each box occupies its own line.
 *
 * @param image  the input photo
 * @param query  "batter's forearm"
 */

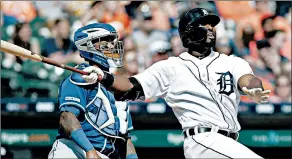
xmin=101 ymin=72 xmax=133 ymax=92
xmin=111 ymin=75 xmax=134 ymax=92
xmin=59 ymin=112 xmax=82 ymax=137
xmin=102 ymin=73 xmax=144 ymax=101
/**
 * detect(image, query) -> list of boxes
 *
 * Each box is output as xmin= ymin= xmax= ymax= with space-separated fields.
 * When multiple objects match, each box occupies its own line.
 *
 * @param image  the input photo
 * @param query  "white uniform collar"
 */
xmin=179 ymin=51 xmax=218 ymax=65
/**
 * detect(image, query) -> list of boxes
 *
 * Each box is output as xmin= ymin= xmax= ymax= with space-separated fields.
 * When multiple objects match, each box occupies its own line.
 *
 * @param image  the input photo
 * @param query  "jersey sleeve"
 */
xmin=133 ymin=59 xmax=175 ymax=99
xmin=60 ymin=105 xmax=81 ymax=117
xmin=58 ymin=78 xmax=87 ymax=112
xmin=232 ymin=56 xmax=254 ymax=90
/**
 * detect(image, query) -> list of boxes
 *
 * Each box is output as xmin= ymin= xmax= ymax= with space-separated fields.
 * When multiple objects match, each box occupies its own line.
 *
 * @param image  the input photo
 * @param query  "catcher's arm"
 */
xmin=59 ymin=108 xmax=96 ymax=153
xmin=59 ymin=111 xmax=82 ymax=137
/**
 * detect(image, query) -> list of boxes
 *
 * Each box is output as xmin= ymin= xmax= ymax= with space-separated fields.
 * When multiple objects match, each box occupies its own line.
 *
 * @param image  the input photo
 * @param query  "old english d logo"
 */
xmin=216 ymin=71 xmax=234 ymax=96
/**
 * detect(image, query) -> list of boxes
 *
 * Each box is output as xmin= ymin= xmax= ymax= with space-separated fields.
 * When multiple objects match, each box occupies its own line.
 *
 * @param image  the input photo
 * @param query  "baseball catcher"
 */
xmin=48 ymin=23 xmax=138 ymax=159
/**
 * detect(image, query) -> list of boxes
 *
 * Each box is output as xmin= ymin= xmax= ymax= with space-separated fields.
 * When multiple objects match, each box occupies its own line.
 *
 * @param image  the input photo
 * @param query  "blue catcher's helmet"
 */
xmin=74 ymin=23 xmax=124 ymax=69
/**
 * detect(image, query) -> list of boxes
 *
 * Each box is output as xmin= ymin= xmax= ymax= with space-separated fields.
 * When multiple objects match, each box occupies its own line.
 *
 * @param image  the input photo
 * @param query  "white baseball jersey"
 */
xmin=134 ymin=51 xmax=254 ymax=132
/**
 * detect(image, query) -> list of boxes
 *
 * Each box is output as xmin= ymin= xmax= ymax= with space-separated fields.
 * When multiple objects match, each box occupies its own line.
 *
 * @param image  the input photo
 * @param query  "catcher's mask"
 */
xmin=74 ymin=23 xmax=124 ymax=69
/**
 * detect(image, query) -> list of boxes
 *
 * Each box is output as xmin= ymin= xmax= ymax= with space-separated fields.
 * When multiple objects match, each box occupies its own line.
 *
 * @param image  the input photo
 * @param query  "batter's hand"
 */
xmin=82 ymin=66 xmax=104 ymax=84
xmin=242 ymin=87 xmax=271 ymax=104
xmin=86 ymin=149 xmax=101 ymax=159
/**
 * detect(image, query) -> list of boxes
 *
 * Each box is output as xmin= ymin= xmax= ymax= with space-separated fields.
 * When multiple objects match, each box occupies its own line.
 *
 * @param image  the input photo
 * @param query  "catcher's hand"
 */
xmin=242 ymin=87 xmax=271 ymax=104
xmin=82 ymin=66 xmax=104 ymax=84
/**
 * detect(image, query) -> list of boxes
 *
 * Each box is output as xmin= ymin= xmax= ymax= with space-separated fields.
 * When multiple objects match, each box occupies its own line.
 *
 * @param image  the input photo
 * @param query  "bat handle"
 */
xmin=64 ymin=65 xmax=89 ymax=75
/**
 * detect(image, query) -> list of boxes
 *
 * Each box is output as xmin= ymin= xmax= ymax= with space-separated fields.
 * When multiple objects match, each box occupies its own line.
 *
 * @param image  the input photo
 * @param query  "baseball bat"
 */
xmin=0 ymin=40 xmax=89 ymax=75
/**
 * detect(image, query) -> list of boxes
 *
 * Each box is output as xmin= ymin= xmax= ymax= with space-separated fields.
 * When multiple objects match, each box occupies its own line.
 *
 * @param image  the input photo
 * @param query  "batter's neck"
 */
xmin=189 ymin=48 xmax=211 ymax=60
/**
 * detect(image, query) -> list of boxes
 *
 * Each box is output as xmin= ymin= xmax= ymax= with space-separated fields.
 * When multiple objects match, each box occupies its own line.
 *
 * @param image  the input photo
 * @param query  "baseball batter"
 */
xmin=82 ymin=8 xmax=271 ymax=158
xmin=48 ymin=23 xmax=138 ymax=159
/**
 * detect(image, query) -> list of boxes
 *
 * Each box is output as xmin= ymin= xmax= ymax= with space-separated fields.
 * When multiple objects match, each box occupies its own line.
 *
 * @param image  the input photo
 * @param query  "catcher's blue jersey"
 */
xmin=56 ymin=63 xmax=133 ymax=152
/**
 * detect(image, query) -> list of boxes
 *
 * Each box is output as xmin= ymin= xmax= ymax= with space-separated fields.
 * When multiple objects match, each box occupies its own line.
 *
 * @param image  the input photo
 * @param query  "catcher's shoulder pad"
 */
xmin=70 ymin=63 xmax=94 ymax=86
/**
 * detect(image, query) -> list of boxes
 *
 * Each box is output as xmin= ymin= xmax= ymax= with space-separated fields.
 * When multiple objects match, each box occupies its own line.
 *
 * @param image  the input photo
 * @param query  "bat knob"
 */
xmin=98 ymin=75 xmax=103 ymax=82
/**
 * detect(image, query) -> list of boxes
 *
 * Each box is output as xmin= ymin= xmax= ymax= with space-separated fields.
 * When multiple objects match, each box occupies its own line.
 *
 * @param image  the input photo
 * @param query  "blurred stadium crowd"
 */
xmin=1 ymin=1 xmax=291 ymax=103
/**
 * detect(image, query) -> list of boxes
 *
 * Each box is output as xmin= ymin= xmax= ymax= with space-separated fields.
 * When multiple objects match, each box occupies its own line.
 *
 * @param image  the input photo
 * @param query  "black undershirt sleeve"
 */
xmin=114 ymin=77 xmax=145 ymax=101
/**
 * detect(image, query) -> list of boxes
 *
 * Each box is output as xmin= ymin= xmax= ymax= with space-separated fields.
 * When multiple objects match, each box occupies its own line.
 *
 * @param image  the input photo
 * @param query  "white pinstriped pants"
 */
xmin=48 ymin=139 xmax=109 ymax=159
xmin=183 ymin=128 xmax=263 ymax=158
